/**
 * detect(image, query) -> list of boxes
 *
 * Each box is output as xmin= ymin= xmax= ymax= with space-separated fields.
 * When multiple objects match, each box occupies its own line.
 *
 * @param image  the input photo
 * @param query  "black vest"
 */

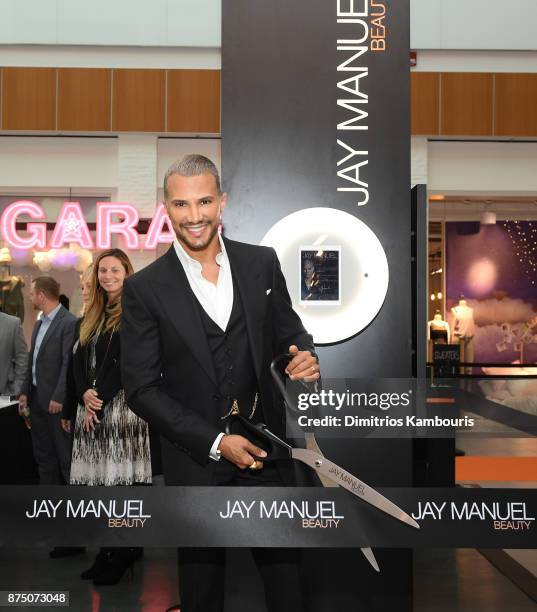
xmin=195 ymin=283 xmax=263 ymax=423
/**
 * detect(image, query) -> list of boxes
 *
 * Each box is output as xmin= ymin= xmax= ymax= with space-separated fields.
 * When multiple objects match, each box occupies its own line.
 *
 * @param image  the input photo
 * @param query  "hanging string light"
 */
xmin=503 ymin=221 xmax=537 ymax=286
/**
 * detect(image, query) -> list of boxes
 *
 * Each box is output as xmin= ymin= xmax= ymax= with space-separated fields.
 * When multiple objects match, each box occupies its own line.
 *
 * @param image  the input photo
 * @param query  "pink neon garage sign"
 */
xmin=0 ymin=200 xmax=47 ymax=249
xmin=0 ymin=201 xmax=175 ymax=251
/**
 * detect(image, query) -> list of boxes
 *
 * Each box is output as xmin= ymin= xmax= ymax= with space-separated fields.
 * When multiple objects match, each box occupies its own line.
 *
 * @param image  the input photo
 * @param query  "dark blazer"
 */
xmin=62 ymin=321 xmax=122 ymax=420
xmin=22 ymin=305 xmax=77 ymax=409
xmin=120 ymin=238 xmax=315 ymax=485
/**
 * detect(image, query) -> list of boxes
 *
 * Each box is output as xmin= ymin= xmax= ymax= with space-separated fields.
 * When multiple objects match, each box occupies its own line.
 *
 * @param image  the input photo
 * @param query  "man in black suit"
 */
xmin=19 ymin=276 xmax=76 ymax=485
xmin=121 ymin=154 xmax=320 ymax=612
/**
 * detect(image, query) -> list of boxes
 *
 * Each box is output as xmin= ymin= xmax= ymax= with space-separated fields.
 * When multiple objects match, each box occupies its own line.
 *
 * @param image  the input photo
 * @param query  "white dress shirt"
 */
xmin=173 ymin=235 xmax=233 ymax=332
xmin=32 ymin=303 xmax=62 ymax=386
xmin=172 ymin=236 xmax=233 ymax=460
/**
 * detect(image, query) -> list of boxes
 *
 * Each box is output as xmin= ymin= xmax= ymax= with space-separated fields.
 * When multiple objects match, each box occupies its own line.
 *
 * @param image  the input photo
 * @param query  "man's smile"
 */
xmin=183 ymin=223 xmax=209 ymax=237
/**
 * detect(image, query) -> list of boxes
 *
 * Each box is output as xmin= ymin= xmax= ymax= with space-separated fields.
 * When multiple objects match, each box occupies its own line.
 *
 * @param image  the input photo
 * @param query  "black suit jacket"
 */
xmin=63 ymin=322 xmax=122 ymax=421
xmin=22 ymin=305 xmax=77 ymax=409
xmin=120 ymin=238 xmax=315 ymax=485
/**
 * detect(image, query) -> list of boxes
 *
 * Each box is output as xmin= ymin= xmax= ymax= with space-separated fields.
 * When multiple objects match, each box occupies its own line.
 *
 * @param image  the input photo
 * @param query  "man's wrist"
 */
xmin=209 ymin=432 xmax=226 ymax=461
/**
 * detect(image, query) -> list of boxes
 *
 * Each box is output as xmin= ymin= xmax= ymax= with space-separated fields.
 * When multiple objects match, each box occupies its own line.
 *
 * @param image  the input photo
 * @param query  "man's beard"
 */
xmin=176 ymin=220 xmax=219 ymax=252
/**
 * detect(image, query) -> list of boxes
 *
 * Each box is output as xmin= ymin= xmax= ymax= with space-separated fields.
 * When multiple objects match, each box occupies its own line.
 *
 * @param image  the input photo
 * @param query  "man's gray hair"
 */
xmin=163 ymin=154 xmax=221 ymax=200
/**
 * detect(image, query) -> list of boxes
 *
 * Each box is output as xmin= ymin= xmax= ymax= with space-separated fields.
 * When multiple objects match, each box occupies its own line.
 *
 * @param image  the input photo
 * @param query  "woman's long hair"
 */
xmin=79 ymin=264 xmax=94 ymax=317
xmin=79 ymin=249 xmax=133 ymax=345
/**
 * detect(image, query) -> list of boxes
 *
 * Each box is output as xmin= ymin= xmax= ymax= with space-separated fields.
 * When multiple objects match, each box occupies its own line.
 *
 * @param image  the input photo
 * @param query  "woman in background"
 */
xmin=61 ymin=264 xmax=93 ymax=432
xmin=69 ymin=249 xmax=151 ymax=585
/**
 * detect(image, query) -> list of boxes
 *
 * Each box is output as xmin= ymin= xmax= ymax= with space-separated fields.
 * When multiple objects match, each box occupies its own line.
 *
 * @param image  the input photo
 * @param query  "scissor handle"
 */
xmin=224 ymin=413 xmax=291 ymax=462
xmin=270 ymin=353 xmax=293 ymax=400
xmin=270 ymin=353 xmax=318 ymax=415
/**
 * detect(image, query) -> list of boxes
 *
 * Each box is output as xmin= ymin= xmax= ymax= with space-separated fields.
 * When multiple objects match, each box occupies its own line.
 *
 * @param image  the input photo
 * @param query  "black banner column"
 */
xmin=222 ymin=1 xmax=412 ymax=609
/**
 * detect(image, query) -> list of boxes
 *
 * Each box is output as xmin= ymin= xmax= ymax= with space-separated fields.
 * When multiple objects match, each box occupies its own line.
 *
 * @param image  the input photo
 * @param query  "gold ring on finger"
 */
xmin=249 ymin=460 xmax=258 ymax=470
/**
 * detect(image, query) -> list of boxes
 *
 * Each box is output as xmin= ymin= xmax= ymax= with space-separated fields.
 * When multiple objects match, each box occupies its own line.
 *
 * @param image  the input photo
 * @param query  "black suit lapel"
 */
xmin=224 ymin=238 xmax=266 ymax=383
xmin=37 ymin=307 xmax=65 ymax=356
xmin=152 ymin=248 xmax=218 ymax=387
xmin=39 ymin=307 xmax=64 ymax=349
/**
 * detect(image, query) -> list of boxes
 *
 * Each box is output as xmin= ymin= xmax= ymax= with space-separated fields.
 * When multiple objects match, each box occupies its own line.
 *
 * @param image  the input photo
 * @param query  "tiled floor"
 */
xmin=0 ymin=547 xmax=535 ymax=611
xmin=0 ymin=548 xmax=179 ymax=612
xmin=505 ymin=549 xmax=537 ymax=577
xmin=414 ymin=548 xmax=536 ymax=612
xmin=457 ymin=435 xmax=537 ymax=588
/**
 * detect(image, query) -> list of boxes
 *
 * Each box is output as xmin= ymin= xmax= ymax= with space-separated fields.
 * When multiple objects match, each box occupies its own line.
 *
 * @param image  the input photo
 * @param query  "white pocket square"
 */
xmin=266 ymin=288 xmax=272 ymax=295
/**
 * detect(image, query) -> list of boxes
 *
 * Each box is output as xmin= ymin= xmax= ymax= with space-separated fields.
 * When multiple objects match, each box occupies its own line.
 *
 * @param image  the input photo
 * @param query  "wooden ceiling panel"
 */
xmin=167 ymin=69 xmax=220 ymax=133
xmin=58 ymin=68 xmax=111 ymax=131
xmin=495 ymin=73 xmax=537 ymax=137
xmin=441 ymin=73 xmax=493 ymax=137
xmin=112 ymin=69 xmax=165 ymax=132
xmin=411 ymin=72 xmax=440 ymax=135
xmin=2 ymin=67 xmax=56 ymax=130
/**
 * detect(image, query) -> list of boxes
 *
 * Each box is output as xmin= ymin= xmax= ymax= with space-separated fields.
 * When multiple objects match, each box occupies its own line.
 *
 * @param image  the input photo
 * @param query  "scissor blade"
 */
xmin=291 ymin=448 xmax=420 ymax=530
xmin=304 ymin=433 xmax=336 ymax=488
xmin=304 ymin=435 xmax=380 ymax=571
xmin=304 ymin=431 xmax=324 ymax=456
xmin=361 ymin=547 xmax=380 ymax=572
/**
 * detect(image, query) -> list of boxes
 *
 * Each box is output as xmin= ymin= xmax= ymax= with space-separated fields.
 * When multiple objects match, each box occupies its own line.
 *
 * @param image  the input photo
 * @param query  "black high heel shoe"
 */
xmin=92 ymin=548 xmax=142 ymax=586
xmin=81 ymin=549 xmax=111 ymax=580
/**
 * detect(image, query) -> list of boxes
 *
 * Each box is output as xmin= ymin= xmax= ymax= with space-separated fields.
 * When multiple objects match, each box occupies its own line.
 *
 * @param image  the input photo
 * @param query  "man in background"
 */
xmin=19 ymin=276 xmax=76 ymax=486
xmin=0 ymin=311 xmax=27 ymax=398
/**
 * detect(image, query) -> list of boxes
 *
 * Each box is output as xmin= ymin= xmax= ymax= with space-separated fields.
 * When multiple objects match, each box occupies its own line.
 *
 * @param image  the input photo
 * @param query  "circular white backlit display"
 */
xmin=260 ymin=207 xmax=389 ymax=345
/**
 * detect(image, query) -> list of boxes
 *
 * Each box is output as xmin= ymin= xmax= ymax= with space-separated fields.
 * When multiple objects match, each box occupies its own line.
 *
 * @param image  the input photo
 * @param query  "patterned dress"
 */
xmin=69 ymin=334 xmax=151 ymax=486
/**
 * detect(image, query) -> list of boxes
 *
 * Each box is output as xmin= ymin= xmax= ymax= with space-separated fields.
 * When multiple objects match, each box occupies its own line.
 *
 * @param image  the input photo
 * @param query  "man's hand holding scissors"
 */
xmin=285 ymin=345 xmax=320 ymax=383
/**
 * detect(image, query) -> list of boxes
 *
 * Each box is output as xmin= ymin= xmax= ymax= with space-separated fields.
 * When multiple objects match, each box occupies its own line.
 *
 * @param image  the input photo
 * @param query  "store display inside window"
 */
xmin=0 ymin=247 xmax=25 ymax=322
xmin=445 ymin=220 xmax=537 ymax=368
xmin=451 ymin=296 xmax=475 ymax=373
xmin=428 ymin=310 xmax=450 ymax=344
